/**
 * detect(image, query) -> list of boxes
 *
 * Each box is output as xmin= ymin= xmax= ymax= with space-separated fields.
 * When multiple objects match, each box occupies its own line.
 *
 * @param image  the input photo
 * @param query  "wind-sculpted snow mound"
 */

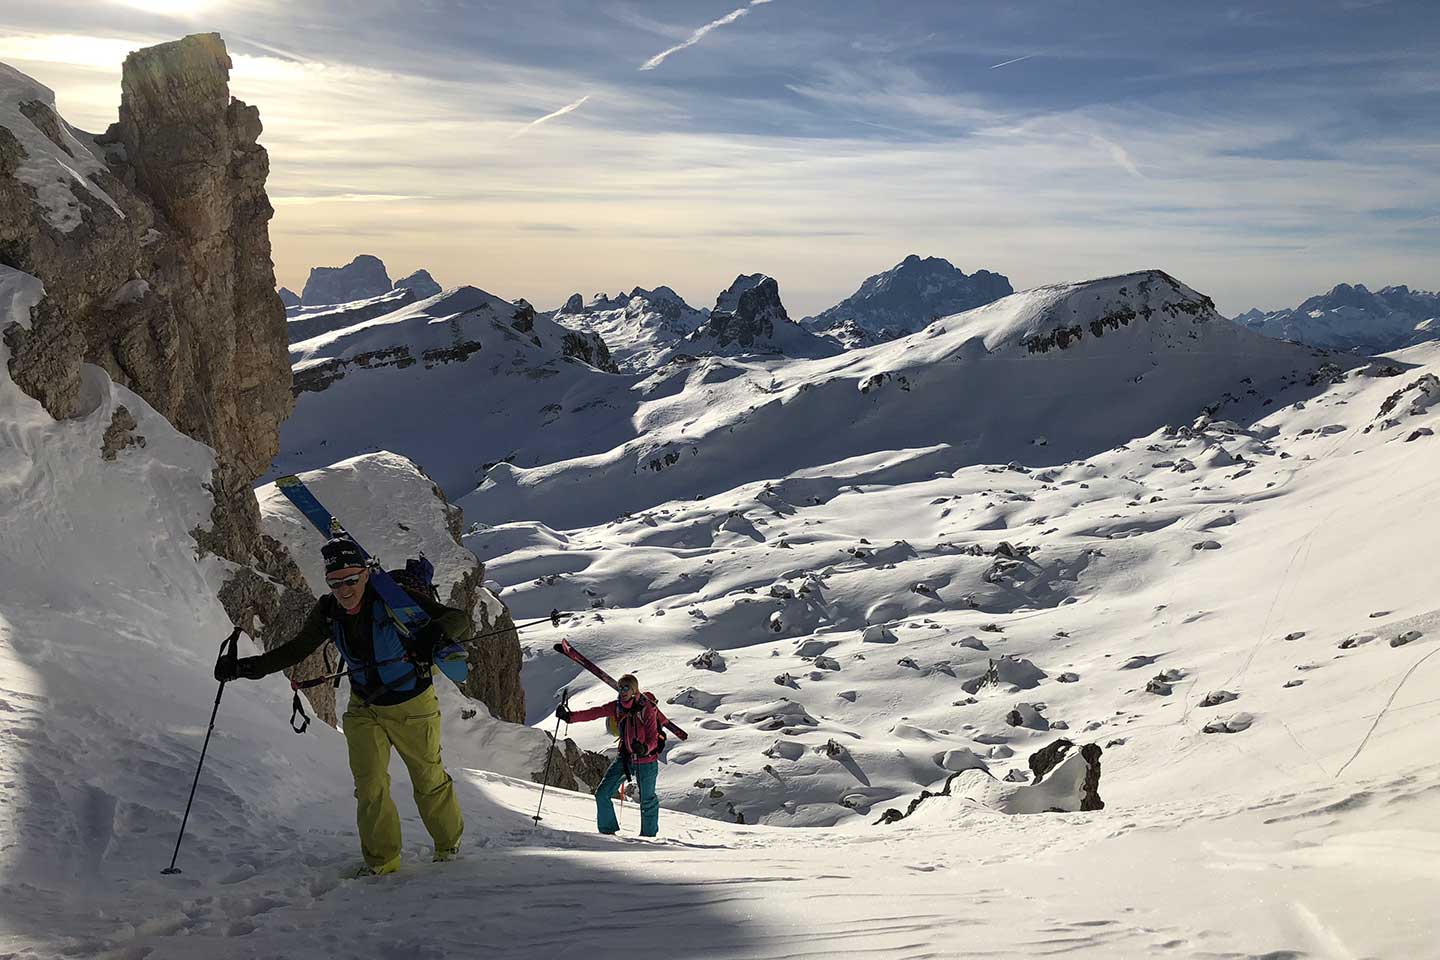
xmin=463 ymin=270 xmax=1325 ymax=529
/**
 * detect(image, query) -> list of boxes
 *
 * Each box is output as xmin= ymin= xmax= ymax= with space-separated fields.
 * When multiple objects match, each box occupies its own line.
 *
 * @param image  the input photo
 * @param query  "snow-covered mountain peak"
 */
xmin=270 ymin=284 xmax=621 ymax=491
xmin=805 ymin=254 xmax=1014 ymax=337
xmin=934 ymin=269 xmax=1223 ymax=356
xmin=551 ymin=284 xmax=707 ymax=373
xmin=1234 ymin=281 xmax=1440 ymax=353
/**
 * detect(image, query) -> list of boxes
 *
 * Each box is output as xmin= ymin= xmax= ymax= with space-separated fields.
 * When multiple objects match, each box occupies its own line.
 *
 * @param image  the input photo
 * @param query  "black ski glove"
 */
xmin=215 ymin=656 xmax=266 ymax=682
xmin=555 ymin=704 xmax=571 ymax=722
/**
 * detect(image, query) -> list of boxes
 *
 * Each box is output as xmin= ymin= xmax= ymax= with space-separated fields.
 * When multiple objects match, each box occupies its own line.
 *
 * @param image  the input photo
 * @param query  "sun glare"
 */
xmin=112 ymin=0 xmax=215 ymax=15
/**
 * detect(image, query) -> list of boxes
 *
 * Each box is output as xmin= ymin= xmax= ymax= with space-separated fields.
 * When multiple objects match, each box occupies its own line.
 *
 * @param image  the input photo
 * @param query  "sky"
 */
xmin=1 ymin=0 xmax=1438 ymax=317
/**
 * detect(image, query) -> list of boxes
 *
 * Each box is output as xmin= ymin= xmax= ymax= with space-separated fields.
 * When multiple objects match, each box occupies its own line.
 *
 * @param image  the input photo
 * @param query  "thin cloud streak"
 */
xmin=271 ymin=193 xmax=433 ymax=205
xmin=510 ymin=94 xmax=591 ymax=138
xmin=989 ymin=54 xmax=1034 ymax=69
xmin=639 ymin=0 xmax=773 ymax=71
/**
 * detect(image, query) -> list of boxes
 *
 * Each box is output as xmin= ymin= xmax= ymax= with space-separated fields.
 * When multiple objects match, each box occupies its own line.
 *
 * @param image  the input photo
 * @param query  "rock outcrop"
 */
xmin=1 ymin=34 xmax=309 ymax=674
xmin=394 ymin=268 xmax=440 ymax=298
xmin=875 ymin=741 xmax=1103 ymax=823
xmin=300 ymin=253 xmax=392 ymax=306
xmin=278 ymin=286 xmax=300 ymax=308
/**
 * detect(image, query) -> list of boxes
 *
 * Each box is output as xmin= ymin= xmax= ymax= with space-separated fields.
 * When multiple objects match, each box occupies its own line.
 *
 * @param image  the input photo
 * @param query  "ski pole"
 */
xmin=162 ymin=627 xmax=241 ymax=875
xmin=532 ymin=688 xmax=569 ymax=825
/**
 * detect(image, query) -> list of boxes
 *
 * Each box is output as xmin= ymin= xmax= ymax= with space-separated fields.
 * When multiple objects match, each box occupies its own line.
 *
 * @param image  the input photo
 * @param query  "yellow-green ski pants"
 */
xmin=343 ymin=686 xmax=463 ymax=870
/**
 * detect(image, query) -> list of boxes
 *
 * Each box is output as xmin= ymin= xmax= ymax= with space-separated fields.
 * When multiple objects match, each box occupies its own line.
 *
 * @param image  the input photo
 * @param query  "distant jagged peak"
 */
xmin=713 ymin=273 xmax=774 ymax=316
xmin=300 ymin=254 xmax=392 ymax=305
xmin=687 ymin=273 xmax=840 ymax=359
xmin=550 ymin=283 xmax=706 ymax=373
xmin=278 ymin=286 xmax=300 ymax=308
xmin=1234 ymin=280 xmax=1440 ymax=353
xmin=807 ymin=254 xmax=1013 ymax=337
xmin=394 ymin=268 xmax=440 ymax=298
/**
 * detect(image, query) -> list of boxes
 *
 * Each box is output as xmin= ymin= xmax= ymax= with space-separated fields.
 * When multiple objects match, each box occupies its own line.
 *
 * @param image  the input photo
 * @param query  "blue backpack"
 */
xmin=385 ymin=556 xmax=470 ymax=685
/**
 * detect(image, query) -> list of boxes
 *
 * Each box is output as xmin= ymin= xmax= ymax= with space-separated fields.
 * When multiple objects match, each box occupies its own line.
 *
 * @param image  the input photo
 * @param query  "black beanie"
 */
xmin=321 ymin=537 xmax=368 ymax=574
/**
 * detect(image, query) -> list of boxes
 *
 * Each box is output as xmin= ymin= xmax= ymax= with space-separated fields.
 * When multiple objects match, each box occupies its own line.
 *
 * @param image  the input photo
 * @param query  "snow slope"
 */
xmin=267 ymin=286 xmax=630 ymax=494
xmin=6 ymin=257 xmax=1439 ymax=958
xmin=284 ymin=287 xmax=418 ymax=343
xmin=464 ymin=271 xmax=1326 ymax=529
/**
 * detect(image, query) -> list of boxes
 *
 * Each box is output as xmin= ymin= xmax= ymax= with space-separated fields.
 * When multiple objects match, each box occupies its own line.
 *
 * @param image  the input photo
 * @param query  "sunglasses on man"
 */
xmin=326 ymin=572 xmax=365 ymax=590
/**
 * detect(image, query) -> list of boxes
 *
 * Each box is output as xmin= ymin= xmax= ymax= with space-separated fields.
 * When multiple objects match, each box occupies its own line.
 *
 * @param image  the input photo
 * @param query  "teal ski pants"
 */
xmin=596 ymin=758 xmax=658 ymax=837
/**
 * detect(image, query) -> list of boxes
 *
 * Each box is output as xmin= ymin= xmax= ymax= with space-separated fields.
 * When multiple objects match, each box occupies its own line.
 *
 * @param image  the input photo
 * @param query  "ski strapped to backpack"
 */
xmin=291 ymin=611 xmax=567 ymax=693
xmin=553 ymin=637 xmax=689 ymax=741
xmin=275 ymin=475 xmax=473 ymax=728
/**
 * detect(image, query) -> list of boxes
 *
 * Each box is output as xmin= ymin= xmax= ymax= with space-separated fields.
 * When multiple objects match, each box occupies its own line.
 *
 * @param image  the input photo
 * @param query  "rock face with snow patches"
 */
xmin=300 ymin=254 xmax=393 ymax=306
xmin=1235 ymin=283 xmax=1440 ymax=354
xmin=806 ymin=254 xmax=1014 ymax=338
xmin=0 ymin=34 xmax=305 ymax=649
xmin=686 ymin=274 xmax=840 ymax=360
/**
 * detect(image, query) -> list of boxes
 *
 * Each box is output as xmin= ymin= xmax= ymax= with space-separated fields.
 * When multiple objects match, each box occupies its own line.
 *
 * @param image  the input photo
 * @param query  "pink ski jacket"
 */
xmin=570 ymin=696 xmax=668 ymax=764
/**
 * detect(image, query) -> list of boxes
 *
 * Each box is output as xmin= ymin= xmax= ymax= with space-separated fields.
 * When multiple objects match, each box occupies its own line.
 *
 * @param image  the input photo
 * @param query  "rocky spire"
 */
xmin=1 ymin=34 xmax=319 ymax=713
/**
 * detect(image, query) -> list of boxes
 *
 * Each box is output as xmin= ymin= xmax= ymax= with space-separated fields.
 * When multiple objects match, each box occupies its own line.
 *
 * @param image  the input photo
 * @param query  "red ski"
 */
xmin=554 ymin=637 xmax=688 ymax=740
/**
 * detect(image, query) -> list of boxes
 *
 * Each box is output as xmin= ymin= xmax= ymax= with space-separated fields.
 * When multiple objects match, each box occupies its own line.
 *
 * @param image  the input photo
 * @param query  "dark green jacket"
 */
xmin=251 ymin=584 xmax=472 ymax=705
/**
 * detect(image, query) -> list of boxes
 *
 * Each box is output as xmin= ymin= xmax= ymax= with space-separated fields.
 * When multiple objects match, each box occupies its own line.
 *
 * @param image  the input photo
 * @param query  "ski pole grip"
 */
xmin=215 ymin=626 xmax=242 ymax=682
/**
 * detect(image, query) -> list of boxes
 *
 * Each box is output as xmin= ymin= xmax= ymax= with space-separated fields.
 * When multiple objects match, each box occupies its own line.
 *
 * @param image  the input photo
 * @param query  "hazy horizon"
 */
xmin=2 ymin=0 xmax=1437 ymax=316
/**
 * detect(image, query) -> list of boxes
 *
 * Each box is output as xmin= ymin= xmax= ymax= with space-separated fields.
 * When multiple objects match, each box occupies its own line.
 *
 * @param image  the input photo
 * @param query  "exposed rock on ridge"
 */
xmin=687 ymin=274 xmax=839 ymax=359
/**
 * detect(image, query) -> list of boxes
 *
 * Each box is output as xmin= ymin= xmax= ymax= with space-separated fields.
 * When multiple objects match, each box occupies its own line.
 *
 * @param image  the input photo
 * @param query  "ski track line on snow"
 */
xmin=1174 ymin=413 xmax=1429 ymax=756
xmin=1334 ymin=645 xmax=1440 ymax=779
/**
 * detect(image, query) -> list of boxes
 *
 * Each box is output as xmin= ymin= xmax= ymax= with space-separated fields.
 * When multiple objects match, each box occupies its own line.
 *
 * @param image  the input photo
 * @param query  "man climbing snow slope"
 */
xmin=217 ymin=537 xmax=473 ymax=876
